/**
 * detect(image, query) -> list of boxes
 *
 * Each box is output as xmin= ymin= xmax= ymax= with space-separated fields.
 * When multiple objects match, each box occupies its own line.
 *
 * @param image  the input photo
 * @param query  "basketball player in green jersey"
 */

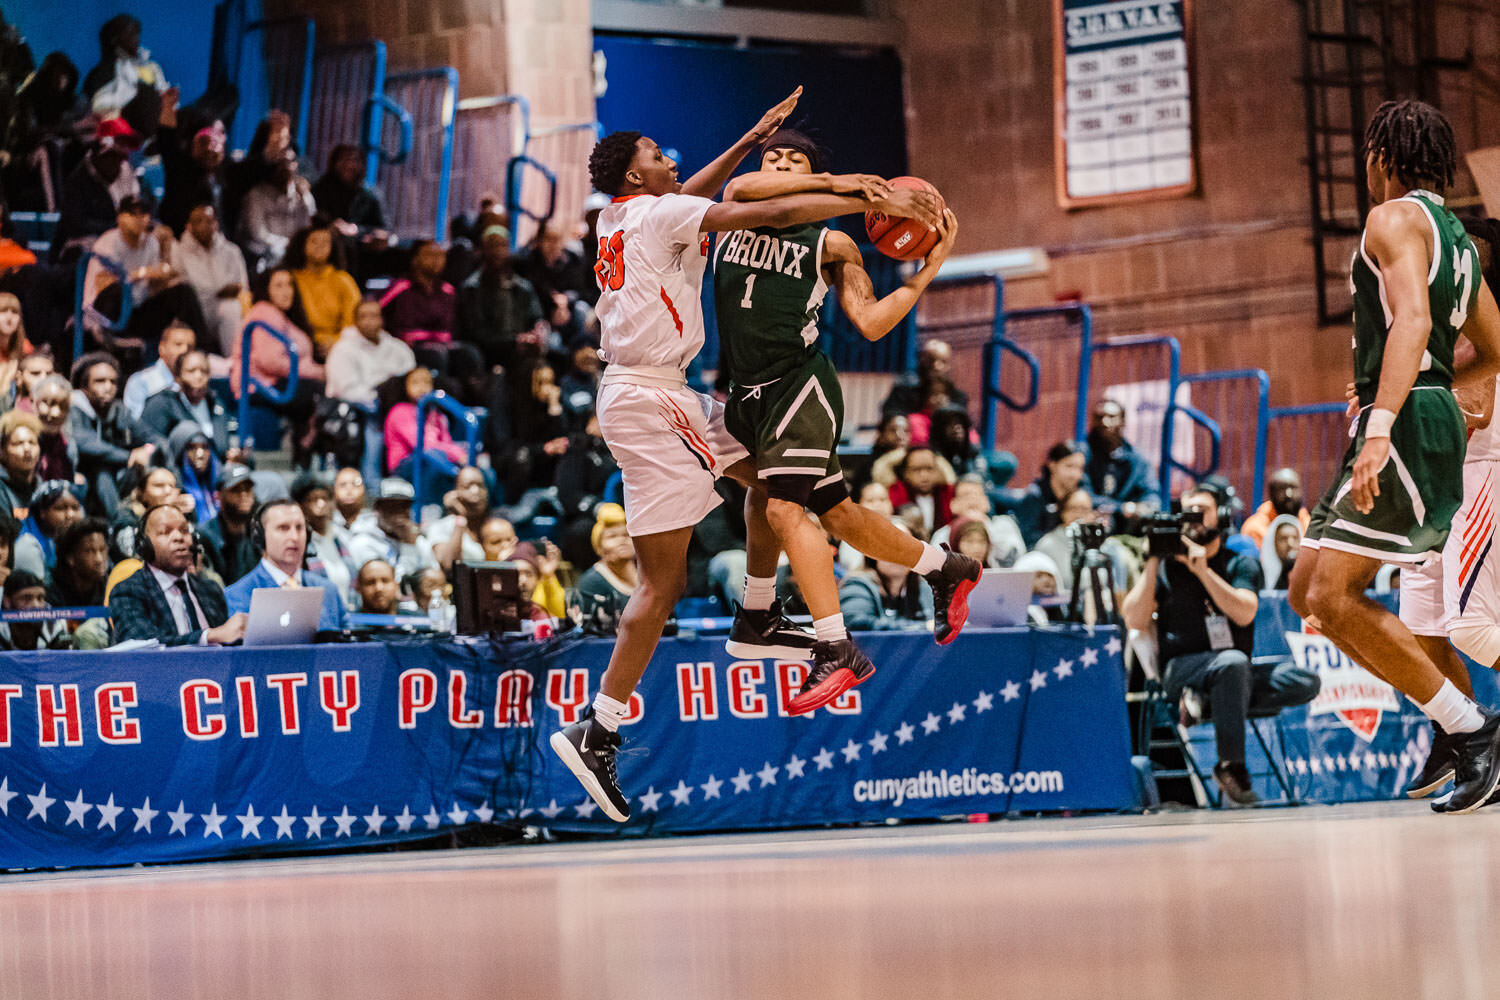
xmin=1290 ymin=100 xmax=1500 ymax=813
xmin=714 ymin=129 xmax=980 ymax=714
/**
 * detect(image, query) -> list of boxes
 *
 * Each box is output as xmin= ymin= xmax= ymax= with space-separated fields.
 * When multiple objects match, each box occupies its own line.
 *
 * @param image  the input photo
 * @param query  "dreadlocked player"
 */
xmin=1289 ymin=99 xmax=1500 ymax=814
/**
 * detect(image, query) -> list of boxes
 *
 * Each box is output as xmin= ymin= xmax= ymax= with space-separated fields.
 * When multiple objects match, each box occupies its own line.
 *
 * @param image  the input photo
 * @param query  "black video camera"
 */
xmin=1141 ymin=509 xmax=1204 ymax=559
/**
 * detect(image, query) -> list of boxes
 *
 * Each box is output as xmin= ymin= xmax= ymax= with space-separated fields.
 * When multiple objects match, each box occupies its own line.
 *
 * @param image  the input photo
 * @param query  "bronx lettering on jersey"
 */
xmin=718 ymin=229 xmax=811 ymax=278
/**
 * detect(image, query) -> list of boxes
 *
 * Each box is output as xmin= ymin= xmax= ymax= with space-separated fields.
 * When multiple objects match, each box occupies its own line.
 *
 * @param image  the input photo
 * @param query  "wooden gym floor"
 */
xmin=1 ymin=801 xmax=1497 ymax=1000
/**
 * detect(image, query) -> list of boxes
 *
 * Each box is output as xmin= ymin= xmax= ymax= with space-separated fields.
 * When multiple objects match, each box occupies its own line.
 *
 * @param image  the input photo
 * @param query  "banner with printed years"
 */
xmin=0 ymin=628 xmax=1135 ymax=870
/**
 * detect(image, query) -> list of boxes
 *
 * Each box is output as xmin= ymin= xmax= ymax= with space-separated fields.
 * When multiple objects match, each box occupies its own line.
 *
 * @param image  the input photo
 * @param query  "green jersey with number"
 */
xmin=713 ymin=223 xmax=830 ymax=383
xmin=1350 ymin=191 xmax=1480 ymax=400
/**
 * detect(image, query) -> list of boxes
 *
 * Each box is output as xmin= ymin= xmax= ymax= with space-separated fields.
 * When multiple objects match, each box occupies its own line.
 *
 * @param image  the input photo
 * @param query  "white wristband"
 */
xmin=1365 ymin=408 xmax=1396 ymax=439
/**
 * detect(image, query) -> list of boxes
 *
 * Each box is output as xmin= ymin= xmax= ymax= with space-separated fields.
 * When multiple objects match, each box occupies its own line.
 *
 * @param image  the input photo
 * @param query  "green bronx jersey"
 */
xmin=1306 ymin=191 xmax=1480 ymax=563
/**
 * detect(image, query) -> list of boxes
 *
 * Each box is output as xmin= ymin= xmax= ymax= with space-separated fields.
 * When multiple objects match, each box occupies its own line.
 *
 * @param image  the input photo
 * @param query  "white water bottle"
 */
xmin=428 ymin=591 xmax=451 ymax=634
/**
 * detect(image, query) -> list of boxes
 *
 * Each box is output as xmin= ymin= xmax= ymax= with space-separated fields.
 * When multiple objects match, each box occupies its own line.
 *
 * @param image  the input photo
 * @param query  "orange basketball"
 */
xmin=865 ymin=176 xmax=944 ymax=261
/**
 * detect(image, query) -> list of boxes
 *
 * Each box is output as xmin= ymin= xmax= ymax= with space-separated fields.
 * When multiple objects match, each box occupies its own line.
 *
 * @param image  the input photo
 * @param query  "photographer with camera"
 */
xmin=1122 ymin=487 xmax=1264 ymax=804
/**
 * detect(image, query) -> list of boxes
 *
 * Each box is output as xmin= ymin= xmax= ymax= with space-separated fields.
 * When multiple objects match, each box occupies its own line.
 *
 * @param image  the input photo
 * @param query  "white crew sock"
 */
xmin=1418 ymin=679 xmax=1485 ymax=734
xmin=914 ymin=541 xmax=946 ymax=576
xmin=591 ymin=693 xmax=628 ymax=732
xmin=743 ymin=575 xmax=776 ymax=611
xmin=814 ymin=613 xmax=847 ymax=644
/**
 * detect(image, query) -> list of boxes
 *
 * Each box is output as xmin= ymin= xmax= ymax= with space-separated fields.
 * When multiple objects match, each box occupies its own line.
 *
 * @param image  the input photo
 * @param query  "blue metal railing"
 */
xmin=1163 ymin=369 xmax=1270 ymax=507
xmin=508 ymin=120 xmax=601 ymax=247
xmin=452 ymin=94 xmax=531 ymax=235
xmin=236 ymin=320 xmax=301 ymax=450
xmin=303 ymin=42 xmax=393 ymax=188
xmin=73 ymin=253 xmax=134 ymax=361
xmin=1267 ymin=402 xmax=1348 ymax=501
xmin=228 ymin=16 xmax=315 ymax=154
xmin=985 ymin=300 xmax=1092 ymax=451
xmin=412 ymin=391 xmax=485 ymax=511
xmin=375 ymin=67 xmax=459 ymax=241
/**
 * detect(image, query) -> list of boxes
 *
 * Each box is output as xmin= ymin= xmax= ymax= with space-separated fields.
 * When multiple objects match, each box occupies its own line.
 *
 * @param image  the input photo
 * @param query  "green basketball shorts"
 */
xmin=725 ymin=350 xmax=848 ymax=515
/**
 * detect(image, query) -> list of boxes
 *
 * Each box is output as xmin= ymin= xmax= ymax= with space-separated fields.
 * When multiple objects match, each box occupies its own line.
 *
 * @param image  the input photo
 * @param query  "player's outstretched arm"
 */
xmin=1455 ymin=277 xmax=1500 ymax=390
xmin=826 ymin=210 xmax=958 ymax=341
xmin=681 ymin=86 xmax=803 ymax=199
xmin=701 ymin=186 xmax=941 ymax=236
xmin=724 ymin=171 xmax=891 ymax=204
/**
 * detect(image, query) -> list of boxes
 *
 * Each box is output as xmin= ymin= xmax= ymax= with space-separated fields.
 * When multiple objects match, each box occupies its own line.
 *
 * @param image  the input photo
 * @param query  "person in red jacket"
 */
xmin=886 ymin=446 xmax=954 ymax=536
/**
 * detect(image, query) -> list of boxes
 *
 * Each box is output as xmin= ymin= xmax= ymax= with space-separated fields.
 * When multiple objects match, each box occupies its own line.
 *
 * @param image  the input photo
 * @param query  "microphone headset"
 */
xmin=249 ymin=498 xmax=312 ymax=555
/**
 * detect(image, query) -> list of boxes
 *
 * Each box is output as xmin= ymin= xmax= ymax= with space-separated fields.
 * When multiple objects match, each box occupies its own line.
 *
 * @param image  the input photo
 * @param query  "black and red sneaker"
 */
xmin=786 ymin=639 xmax=877 ymax=715
xmin=925 ymin=545 xmax=982 ymax=645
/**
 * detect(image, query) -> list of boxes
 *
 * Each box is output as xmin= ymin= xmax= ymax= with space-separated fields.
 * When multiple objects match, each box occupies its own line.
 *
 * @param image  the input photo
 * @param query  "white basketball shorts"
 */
xmin=1399 ymin=459 xmax=1500 ymax=636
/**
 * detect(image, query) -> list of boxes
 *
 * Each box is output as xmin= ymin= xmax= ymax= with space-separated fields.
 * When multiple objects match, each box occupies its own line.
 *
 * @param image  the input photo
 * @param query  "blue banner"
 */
xmin=0 ymin=627 xmax=1134 ymax=869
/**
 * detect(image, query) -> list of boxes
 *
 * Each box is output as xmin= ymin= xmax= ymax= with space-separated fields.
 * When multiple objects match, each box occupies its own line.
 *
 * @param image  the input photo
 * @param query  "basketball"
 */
xmin=865 ymin=176 xmax=945 ymax=260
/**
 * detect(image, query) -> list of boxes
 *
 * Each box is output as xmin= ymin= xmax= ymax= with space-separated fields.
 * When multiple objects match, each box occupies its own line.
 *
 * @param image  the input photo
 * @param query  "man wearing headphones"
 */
xmin=224 ymin=498 xmax=347 ymax=632
xmin=108 ymin=504 xmax=246 ymax=646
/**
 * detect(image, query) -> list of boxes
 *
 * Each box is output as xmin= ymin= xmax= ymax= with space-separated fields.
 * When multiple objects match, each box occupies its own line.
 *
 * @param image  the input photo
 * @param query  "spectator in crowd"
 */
xmin=0 ymin=408 xmax=41 ymax=520
xmin=887 ymin=446 xmax=954 ymax=536
xmin=82 ymin=14 xmax=167 ymax=135
xmin=68 ymin=351 xmax=163 ymax=515
xmin=1240 ymin=468 xmax=1310 ymax=548
xmin=556 ymin=410 xmax=617 ymax=567
xmin=402 ymin=567 xmax=445 ymax=614
xmin=1013 ymin=549 xmax=1063 ymax=624
xmin=558 ymin=332 xmax=602 ymax=428
xmin=928 ymin=405 xmax=988 ymax=480
xmin=157 ymin=92 xmax=226 ymax=236
xmin=880 ymin=339 xmax=969 ymax=422
xmin=286 ymin=218 xmax=360 ymax=357
xmin=424 ymin=464 xmax=491 ymax=573
xmin=239 ymin=148 xmax=314 ymax=269
xmin=121 ymin=320 xmax=194 ymax=419
xmin=508 ymin=541 xmax=556 ymax=623
xmin=1259 ymin=514 xmax=1303 ymax=591
xmin=573 ymin=502 xmax=636 ymax=618
xmin=0 ymin=511 xmax=15 ymax=589
xmin=15 ymin=478 xmax=80 ymax=577
xmin=6 ymin=52 xmax=85 ymax=210
xmin=108 ymin=503 xmax=246 ymax=646
xmin=945 ymin=516 xmax=995 ymax=569
xmin=0 ymin=292 xmax=32 ymax=377
xmin=480 ymin=515 xmax=517 ymax=562
xmin=310 ymin=144 xmax=387 ymax=243
xmin=224 ymin=111 xmax=293 ymax=238
xmin=7 ymin=350 xmax=52 ymax=414
xmin=931 ymin=475 xmax=1024 ymax=567
xmin=170 ymin=427 xmax=219 ymax=522
xmin=1030 ymin=487 xmax=1130 ymax=598
xmin=517 ymin=222 xmax=598 ymax=338
xmin=225 ymin=497 xmax=347 ymax=631
xmin=230 ymin=267 xmax=324 ymax=466
xmin=173 ymin=203 xmax=247 ymax=356
xmin=457 ymin=224 xmax=545 ymax=370
xmin=347 ymin=476 xmax=435 ymax=580
xmin=381 ymin=240 xmax=459 ymax=368
xmin=107 ymin=463 xmax=190 ymax=564
xmin=197 ymin=462 xmax=258 ymax=585
xmin=492 ymin=359 xmax=568 ymax=500
xmin=0 ymin=569 xmax=70 ymax=650
xmin=46 ymin=515 xmax=109 ymax=607
xmin=1013 ymin=440 xmax=1088 ymax=549
xmin=326 ymin=298 xmax=414 ymax=486
xmin=354 ymin=557 xmax=400 ymax=614
xmin=86 ymin=197 xmax=208 ymax=352
xmin=384 ymin=366 xmax=467 ymax=501
xmin=1083 ymin=398 xmax=1160 ymax=524
xmin=52 ymin=118 xmax=141 ymax=260
xmin=31 ymin=374 xmax=76 ymax=483
xmin=840 ymin=519 xmax=935 ymax=630
xmin=333 ymin=466 xmax=375 ymax=534
xmin=142 ymin=350 xmax=237 ymax=460
xmin=292 ymin=472 xmax=357 ymax=606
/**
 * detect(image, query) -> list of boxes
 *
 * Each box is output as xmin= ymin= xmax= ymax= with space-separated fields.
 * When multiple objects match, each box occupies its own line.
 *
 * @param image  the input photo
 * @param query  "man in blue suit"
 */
xmin=225 ymin=498 xmax=348 ymax=632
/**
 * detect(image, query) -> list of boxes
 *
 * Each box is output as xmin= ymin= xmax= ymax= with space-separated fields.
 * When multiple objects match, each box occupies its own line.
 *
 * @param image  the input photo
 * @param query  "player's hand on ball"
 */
xmin=833 ymin=174 xmax=892 ymax=202
xmin=875 ymin=186 xmax=943 ymax=230
xmin=923 ymin=209 xmax=959 ymax=267
xmin=1350 ymin=437 xmax=1388 ymax=514
xmin=750 ymin=86 xmax=803 ymax=142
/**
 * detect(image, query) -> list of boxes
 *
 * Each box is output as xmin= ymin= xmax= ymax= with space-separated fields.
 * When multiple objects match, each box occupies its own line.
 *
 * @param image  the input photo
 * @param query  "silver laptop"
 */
xmin=243 ymin=587 xmax=324 ymax=646
xmin=965 ymin=569 xmax=1036 ymax=628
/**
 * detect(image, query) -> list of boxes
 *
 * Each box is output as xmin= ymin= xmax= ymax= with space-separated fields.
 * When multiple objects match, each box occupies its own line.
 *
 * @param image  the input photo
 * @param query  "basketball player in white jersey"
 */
xmin=550 ymin=88 xmax=943 ymax=822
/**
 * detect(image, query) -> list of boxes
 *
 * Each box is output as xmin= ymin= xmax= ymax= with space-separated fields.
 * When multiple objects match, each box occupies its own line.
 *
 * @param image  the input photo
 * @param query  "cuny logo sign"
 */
xmin=1284 ymin=631 xmax=1399 ymax=742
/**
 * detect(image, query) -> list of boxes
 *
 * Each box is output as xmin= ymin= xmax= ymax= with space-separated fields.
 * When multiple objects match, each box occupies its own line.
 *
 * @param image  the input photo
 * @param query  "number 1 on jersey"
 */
xmin=740 ymin=273 xmax=756 ymax=309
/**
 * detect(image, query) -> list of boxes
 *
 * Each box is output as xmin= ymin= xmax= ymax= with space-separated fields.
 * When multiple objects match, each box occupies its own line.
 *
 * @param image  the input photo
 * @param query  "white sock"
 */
xmin=592 ymin=693 xmax=628 ymax=732
xmin=743 ymin=575 xmax=776 ymax=611
xmin=914 ymin=541 xmax=946 ymax=576
xmin=814 ymin=613 xmax=847 ymax=643
xmin=1419 ymin=680 xmax=1485 ymax=734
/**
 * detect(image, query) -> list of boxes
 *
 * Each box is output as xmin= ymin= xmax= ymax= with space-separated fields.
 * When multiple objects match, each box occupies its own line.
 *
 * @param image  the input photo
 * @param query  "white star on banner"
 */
xmin=895 ymin=721 xmax=915 ymax=745
xmin=238 ymin=804 xmax=263 ymax=839
xmin=0 ymin=777 xmax=16 ymax=815
xmin=841 ymin=739 xmax=863 ymax=763
xmin=1030 ymin=670 xmax=1048 ymax=691
xmin=973 ymin=690 xmax=994 ymax=713
xmin=64 ymin=790 xmax=93 ymax=828
xmin=1335 ymin=755 xmax=1347 ymax=772
xmin=700 ymin=774 xmax=724 ymax=799
xmin=1326 ymin=756 xmax=1339 ymax=772
xmin=757 ymin=761 xmax=780 ymax=786
xmin=731 ymin=769 xmax=754 ymax=793
xmin=1054 ymin=659 xmax=1074 ymax=679
xmin=638 ymin=786 xmax=663 ymax=812
xmin=167 ymin=801 xmax=193 ymax=837
xmin=95 ymin=794 xmax=123 ymax=831
xmin=813 ymin=747 xmax=835 ymax=771
xmin=538 ymin=799 xmax=565 ymax=819
xmin=947 ymin=702 xmax=966 ymax=725
xmin=921 ymin=712 xmax=941 ymax=735
xmin=517 ymin=806 xmax=534 ymax=820
xmin=273 ymin=805 xmax=298 ymax=839
xmin=785 ymin=754 xmax=807 ymax=779
xmin=1081 ymin=647 xmax=1100 ymax=668
xmin=1001 ymin=680 xmax=1021 ymax=702
xmin=1105 ymin=635 xmax=1122 ymax=655
xmin=474 ymin=802 xmax=495 ymax=823
xmin=27 ymin=783 xmax=56 ymax=823
xmin=669 ymin=781 xmax=693 ymax=807
xmin=363 ymin=806 xmax=385 ymax=835
xmin=575 ymin=798 xmax=598 ymax=819
xmin=333 ymin=807 xmax=357 ymax=837
xmin=446 ymin=804 xmax=468 ymax=825
xmin=132 ymin=797 xmax=158 ymax=833
xmin=868 ymin=731 xmax=889 ymax=754
xmin=201 ymin=804 xmax=227 ymax=840
xmin=304 ymin=806 xmax=326 ymax=838
xmin=1367 ymin=752 xmax=1380 ymax=770
xmin=423 ymin=808 xmax=441 ymax=830
xmin=1309 ymin=757 xmax=1323 ymax=775
xmin=394 ymin=806 xmax=416 ymax=832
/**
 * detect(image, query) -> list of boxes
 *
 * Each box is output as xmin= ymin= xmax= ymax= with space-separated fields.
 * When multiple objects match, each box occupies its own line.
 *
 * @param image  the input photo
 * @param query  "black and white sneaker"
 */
xmin=725 ymin=600 xmax=816 ymax=660
xmin=550 ymin=715 xmax=630 ymax=823
xmin=786 ymin=638 xmax=876 ymax=715
xmin=924 ymin=545 xmax=983 ymax=645
xmin=1442 ymin=713 xmax=1500 ymax=815
xmin=1406 ymin=723 xmax=1459 ymax=798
